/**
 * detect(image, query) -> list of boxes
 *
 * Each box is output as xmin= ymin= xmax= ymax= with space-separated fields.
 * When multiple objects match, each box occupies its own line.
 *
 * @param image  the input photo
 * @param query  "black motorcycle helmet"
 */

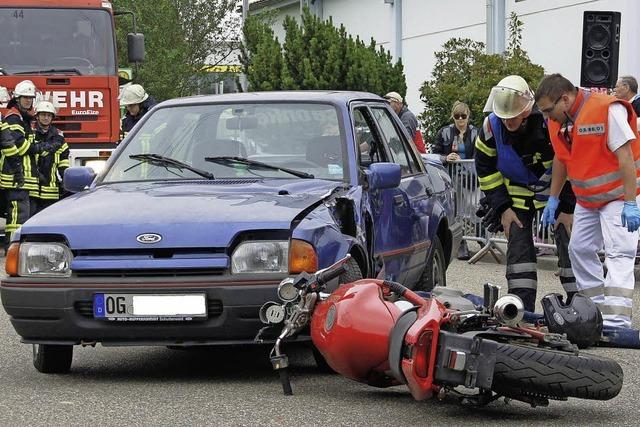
xmin=541 ymin=293 xmax=603 ymax=348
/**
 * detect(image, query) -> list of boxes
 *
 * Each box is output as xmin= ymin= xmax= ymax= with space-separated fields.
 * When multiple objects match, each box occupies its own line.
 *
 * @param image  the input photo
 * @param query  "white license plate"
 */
xmin=93 ymin=293 xmax=207 ymax=321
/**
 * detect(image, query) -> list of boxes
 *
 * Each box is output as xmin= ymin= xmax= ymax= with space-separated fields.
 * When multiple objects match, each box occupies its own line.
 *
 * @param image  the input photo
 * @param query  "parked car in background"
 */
xmin=1 ymin=91 xmax=461 ymax=373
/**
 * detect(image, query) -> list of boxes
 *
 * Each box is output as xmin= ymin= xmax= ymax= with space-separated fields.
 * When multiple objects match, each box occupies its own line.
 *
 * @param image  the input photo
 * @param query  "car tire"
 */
xmin=32 ymin=344 xmax=73 ymax=374
xmin=421 ymin=236 xmax=447 ymax=292
xmin=339 ymin=257 xmax=363 ymax=284
xmin=311 ymin=345 xmax=335 ymax=373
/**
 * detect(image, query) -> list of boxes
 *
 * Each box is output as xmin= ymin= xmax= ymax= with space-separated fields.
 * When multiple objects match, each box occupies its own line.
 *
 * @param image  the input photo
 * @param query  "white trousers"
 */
xmin=569 ymin=199 xmax=638 ymax=328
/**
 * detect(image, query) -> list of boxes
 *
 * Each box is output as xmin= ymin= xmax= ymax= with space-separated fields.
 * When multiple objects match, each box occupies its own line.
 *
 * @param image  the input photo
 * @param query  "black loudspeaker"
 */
xmin=580 ymin=11 xmax=621 ymax=88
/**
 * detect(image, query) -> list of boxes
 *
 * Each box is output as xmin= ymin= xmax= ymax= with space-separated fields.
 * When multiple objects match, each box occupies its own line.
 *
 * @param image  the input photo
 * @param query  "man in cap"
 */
xmin=120 ymin=83 xmax=157 ymax=139
xmin=384 ymin=91 xmax=424 ymax=153
xmin=474 ymin=75 xmax=576 ymax=311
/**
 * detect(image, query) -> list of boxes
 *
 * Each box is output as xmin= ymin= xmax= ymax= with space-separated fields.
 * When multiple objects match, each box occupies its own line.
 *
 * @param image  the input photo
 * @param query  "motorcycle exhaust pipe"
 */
xmin=493 ymin=295 xmax=525 ymax=327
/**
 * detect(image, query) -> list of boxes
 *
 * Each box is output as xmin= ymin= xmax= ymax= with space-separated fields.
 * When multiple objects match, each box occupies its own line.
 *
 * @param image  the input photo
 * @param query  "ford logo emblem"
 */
xmin=136 ymin=233 xmax=162 ymax=244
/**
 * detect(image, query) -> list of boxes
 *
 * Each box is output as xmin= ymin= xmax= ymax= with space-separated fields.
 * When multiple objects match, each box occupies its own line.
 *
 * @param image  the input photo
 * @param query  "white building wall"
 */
xmin=254 ymin=0 xmax=639 ymax=116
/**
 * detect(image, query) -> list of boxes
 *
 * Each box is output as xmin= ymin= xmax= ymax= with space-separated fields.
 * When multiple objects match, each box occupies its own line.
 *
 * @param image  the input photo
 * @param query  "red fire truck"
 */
xmin=0 ymin=0 xmax=143 ymax=173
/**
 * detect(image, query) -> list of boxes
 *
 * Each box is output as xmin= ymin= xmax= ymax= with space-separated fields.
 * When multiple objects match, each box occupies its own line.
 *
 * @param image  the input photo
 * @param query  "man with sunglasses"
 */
xmin=536 ymin=73 xmax=640 ymax=329
xmin=474 ymin=75 xmax=576 ymax=312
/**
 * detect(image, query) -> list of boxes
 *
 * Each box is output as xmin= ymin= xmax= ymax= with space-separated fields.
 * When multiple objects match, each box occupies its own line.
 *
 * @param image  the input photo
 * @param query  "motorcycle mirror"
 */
xmin=483 ymin=282 xmax=500 ymax=313
xmin=259 ymin=302 xmax=286 ymax=324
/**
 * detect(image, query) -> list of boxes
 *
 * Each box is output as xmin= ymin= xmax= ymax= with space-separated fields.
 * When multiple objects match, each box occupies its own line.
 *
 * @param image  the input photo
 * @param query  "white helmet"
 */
xmin=483 ymin=75 xmax=535 ymax=119
xmin=35 ymin=100 xmax=57 ymax=116
xmin=13 ymin=80 xmax=37 ymax=98
xmin=120 ymin=84 xmax=148 ymax=106
xmin=0 ymin=86 xmax=10 ymax=103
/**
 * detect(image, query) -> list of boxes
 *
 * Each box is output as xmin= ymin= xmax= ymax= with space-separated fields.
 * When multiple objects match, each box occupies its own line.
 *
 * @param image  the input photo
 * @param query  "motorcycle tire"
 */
xmin=491 ymin=343 xmax=623 ymax=401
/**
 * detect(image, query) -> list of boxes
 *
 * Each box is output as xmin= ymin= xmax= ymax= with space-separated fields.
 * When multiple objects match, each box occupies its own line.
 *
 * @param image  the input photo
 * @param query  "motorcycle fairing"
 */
xmin=400 ymin=298 xmax=447 ymax=401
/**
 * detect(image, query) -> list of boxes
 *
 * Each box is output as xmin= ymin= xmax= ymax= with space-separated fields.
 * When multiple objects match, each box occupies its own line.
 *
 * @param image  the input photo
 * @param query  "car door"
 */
xmin=352 ymin=104 xmax=415 ymax=284
xmin=369 ymin=104 xmax=433 ymax=287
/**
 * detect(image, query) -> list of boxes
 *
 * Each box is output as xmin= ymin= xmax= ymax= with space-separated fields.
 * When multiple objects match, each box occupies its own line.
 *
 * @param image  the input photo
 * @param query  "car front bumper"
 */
xmin=1 ymin=276 xmax=285 ymax=346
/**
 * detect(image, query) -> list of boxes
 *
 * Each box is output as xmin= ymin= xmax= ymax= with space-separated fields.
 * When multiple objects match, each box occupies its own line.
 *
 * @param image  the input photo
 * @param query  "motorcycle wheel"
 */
xmin=421 ymin=236 xmax=446 ymax=292
xmin=491 ymin=343 xmax=623 ymax=401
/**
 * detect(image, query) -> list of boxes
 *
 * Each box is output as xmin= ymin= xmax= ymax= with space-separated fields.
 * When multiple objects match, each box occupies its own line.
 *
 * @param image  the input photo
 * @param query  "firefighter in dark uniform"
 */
xmin=0 ymin=80 xmax=39 ymax=248
xmin=474 ymin=75 xmax=576 ymax=311
xmin=120 ymin=83 xmax=157 ymax=139
xmin=32 ymin=100 xmax=68 ymax=213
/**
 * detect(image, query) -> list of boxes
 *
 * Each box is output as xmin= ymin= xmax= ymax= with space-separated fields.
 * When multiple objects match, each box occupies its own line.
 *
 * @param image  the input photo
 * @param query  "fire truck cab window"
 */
xmin=0 ymin=8 xmax=116 ymax=76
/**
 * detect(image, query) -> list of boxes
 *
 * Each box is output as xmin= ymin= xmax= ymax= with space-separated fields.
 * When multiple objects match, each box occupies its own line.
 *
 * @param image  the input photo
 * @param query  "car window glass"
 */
xmin=353 ymin=107 xmax=384 ymax=166
xmin=102 ymin=103 xmax=345 ymax=182
xmin=371 ymin=107 xmax=414 ymax=176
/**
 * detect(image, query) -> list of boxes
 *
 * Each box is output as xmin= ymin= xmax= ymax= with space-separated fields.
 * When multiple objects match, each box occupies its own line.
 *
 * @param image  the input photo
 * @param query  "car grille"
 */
xmin=74 ymin=269 xmax=225 ymax=278
xmin=74 ymin=299 xmax=224 ymax=318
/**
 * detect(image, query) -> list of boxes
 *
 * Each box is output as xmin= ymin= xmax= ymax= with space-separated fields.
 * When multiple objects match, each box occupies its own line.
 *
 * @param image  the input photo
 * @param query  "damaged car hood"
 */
xmin=21 ymin=179 xmax=345 ymax=249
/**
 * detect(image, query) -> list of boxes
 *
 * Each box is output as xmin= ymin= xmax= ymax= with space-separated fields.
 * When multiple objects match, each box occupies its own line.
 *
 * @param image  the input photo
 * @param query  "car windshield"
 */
xmin=102 ymin=102 xmax=346 ymax=183
xmin=0 ymin=8 xmax=116 ymax=76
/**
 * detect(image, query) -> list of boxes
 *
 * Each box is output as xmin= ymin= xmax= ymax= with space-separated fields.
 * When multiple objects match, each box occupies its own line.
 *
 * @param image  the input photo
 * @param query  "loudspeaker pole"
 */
xmin=486 ymin=0 xmax=506 ymax=55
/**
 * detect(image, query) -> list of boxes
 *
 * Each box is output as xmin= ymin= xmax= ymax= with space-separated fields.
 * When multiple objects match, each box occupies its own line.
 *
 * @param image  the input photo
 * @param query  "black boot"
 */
xmin=457 ymin=240 xmax=470 ymax=261
xmin=509 ymin=288 xmax=536 ymax=313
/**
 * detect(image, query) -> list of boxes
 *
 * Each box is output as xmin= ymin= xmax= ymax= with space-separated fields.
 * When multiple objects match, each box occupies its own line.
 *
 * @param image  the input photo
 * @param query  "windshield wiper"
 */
xmin=14 ymin=68 xmax=82 ymax=75
xmin=205 ymin=156 xmax=314 ymax=179
xmin=127 ymin=153 xmax=215 ymax=179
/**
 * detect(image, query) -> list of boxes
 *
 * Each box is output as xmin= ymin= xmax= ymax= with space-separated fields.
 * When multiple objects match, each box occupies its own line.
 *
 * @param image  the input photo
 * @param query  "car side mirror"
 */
xmin=367 ymin=162 xmax=401 ymax=190
xmin=64 ymin=167 xmax=96 ymax=193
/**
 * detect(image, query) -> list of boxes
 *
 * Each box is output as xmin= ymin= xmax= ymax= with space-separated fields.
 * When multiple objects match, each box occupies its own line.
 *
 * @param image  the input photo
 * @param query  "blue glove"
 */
xmin=621 ymin=201 xmax=640 ymax=232
xmin=541 ymin=196 xmax=559 ymax=227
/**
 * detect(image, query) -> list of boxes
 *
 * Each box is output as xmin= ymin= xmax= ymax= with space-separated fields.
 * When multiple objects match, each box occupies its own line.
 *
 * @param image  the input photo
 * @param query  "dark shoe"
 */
xmin=457 ymin=241 xmax=470 ymax=261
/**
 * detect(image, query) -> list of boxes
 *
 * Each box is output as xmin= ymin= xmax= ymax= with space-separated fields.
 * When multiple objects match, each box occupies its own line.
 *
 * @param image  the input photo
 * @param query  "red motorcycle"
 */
xmin=255 ymin=255 xmax=623 ymax=407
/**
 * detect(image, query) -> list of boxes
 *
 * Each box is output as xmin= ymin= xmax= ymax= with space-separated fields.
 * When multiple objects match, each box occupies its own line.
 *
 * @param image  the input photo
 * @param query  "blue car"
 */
xmin=1 ymin=91 xmax=461 ymax=372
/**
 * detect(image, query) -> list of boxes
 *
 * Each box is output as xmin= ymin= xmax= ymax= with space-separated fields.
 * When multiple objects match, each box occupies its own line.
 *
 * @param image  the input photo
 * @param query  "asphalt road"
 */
xmin=0 ymin=251 xmax=639 ymax=426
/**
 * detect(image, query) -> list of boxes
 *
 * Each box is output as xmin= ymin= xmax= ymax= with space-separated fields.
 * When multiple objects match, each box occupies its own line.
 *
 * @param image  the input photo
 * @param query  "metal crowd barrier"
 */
xmin=446 ymin=159 xmax=556 ymax=264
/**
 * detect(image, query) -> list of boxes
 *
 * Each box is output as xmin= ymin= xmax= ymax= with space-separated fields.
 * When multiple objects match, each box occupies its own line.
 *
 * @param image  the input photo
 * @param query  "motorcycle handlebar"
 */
xmin=382 ymin=279 xmax=426 ymax=307
xmin=316 ymin=264 xmax=347 ymax=288
xmin=383 ymin=279 xmax=408 ymax=296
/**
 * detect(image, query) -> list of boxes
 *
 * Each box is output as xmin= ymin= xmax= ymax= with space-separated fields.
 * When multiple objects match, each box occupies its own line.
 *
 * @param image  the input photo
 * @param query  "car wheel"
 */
xmin=339 ymin=257 xmax=363 ymax=284
xmin=32 ymin=344 xmax=73 ymax=374
xmin=311 ymin=345 xmax=335 ymax=373
xmin=421 ymin=236 xmax=447 ymax=292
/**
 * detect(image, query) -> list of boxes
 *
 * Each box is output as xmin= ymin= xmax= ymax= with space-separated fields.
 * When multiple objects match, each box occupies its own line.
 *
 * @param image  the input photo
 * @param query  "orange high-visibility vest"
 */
xmin=548 ymin=92 xmax=640 ymax=208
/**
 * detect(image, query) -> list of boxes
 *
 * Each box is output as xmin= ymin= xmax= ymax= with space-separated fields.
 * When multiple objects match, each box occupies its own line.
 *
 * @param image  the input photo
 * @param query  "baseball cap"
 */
xmin=384 ymin=92 xmax=403 ymax=103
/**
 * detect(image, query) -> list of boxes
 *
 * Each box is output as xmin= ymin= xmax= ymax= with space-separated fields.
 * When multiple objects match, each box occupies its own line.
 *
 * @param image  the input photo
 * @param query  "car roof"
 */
xmin=158 ymin=91 xmax=386 ymax=108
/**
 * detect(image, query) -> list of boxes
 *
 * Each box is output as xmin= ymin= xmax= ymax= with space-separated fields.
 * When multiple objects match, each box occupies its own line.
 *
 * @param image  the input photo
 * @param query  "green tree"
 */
xmin=419 ymin=12 xmax=544 ymax=142
xmin=242 ymin=8 xmax=406 ymax=98
xmin=113 ymin=0 xmax=238 ymax=101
